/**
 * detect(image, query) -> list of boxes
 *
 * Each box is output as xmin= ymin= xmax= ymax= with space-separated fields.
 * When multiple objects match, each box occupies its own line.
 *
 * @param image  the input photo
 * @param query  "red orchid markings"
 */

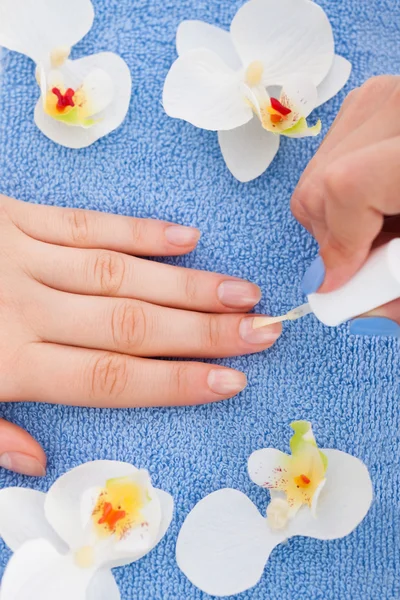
xmin=98 ymin=501 xmax=126 ymax=532
xmin=263 ymin=466 xmax=287 ymax=489
xmin=52 ymin=87 xmax=75 ymax=112
xmin=270 ymin=97 xmax=292 ymax=124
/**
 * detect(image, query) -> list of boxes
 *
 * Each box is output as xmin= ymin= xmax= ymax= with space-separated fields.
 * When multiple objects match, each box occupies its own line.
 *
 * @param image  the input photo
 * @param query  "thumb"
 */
xmin=302 ymin=138 xmax=400 ymax=295
xmin=349 ymin=298 xmax=400 ymax=338
xmin=0 ymin=419 xmax=46 ymax=477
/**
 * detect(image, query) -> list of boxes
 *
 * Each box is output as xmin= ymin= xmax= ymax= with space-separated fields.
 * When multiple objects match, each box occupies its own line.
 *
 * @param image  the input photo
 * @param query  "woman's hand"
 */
xmin=0 ymin=195 xmax=281 ymax=476
xmin=291 ymin=75 xmax=400 ymax=336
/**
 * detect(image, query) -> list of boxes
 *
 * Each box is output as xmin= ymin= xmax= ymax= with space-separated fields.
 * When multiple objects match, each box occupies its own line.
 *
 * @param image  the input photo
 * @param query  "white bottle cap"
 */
xmin=308 ymin=239 xmax=400 ymax=327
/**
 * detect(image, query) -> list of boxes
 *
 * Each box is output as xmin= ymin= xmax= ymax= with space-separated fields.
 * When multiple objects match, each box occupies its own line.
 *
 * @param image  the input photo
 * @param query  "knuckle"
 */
xmin=130 ymin=218 xmax=147 ymax=247
xmin=183 ymin=270 xmax=198 ymax=304
xmin=93 ymin=251 xmax=126 ymax=295
xmin=291 ymin=185 xmax=308 ymax=218
xmin=170 ymin=363 xmax=191 ymax=398
xmin=322 ymin=234 xmax=354 ymax=260
xmin=111 ymin=301 xmax=147 ymax=348
xmin=323 ymin=162 xmax=353 ymax=204
xmin=292 ymin=180 xmax=324 ymax=221
xmin=87 ymin=352 xmax=130 ymax=401
xmin=63 ymin=209 xmax=90 ymax=243
xmin=203 ymin=315 xmax=221 ymax=349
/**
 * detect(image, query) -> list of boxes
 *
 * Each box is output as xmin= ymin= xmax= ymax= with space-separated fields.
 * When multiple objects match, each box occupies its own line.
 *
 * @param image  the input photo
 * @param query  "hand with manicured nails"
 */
xmin=0 ymin=196 xmax=281 ymax=477
xmin=291 ymin=75 xmax=400 ymax=338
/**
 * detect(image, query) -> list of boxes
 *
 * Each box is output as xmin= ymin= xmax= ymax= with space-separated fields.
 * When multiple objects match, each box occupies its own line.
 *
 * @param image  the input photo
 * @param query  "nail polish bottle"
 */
xmin=307 ymin=239 xmax=400 ymax=327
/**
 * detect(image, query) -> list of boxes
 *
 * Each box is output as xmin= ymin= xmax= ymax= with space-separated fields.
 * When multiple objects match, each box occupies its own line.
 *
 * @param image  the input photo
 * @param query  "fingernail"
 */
xmin=349 ymin=317 xmax=400 ymax=338
xmin=207 ymin=369 xmax=247 ymax=396
xmin=239 ymin=317 xmax=281 ymax=344
xmin=0 ymin=452 xmax=46 ymax=477
xmin=164 ymin=225 xmax=200 ymax=247
xmin=217 ymin=280 xmax=261 ymax=308
xmin=301 ymin=256 xmax=325 ymax=295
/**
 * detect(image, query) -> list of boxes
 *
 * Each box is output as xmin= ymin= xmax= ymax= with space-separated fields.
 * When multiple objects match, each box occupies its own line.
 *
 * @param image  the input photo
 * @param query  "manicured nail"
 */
xmin=349 ymin=317 xmax=400 ymax=338
xmin=301 ymin=256 xmax=325 ymax=295
xmin=239 ymin=317 xmax=281 ymax=344
xmin=217 ymin=280 xmax=261 ymax=309
xmin=164 ymin=225 xmax=200 ymax=247
xmin=207 ymin=369 xmax=247 ymax=396
xmin=0 ymin=452 xmax=46 ymax=477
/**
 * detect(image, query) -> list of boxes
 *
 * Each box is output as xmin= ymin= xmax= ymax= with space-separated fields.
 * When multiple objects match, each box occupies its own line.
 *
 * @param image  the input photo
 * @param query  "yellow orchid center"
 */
xmin=294 ymin=473 xmax=311 ymax=488
xmin=285 ymin=449 xmax=325 ymax=509
xmin=52 ymin=87 xmax=76 ymax=112
xmin=260 ymin=96 xmax=295 ymax=132
xmin=264 ymin=421 xmax=328 ymax=518
xmin=91 ymin=476 xmax=150 ymax=541
xmin=44 ymin=85 xmax=95 ymax=127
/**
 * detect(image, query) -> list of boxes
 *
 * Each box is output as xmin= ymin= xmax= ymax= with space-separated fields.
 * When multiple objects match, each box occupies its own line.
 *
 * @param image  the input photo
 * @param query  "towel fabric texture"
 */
xmin=0 ymin=0 xmax=399 ymax=598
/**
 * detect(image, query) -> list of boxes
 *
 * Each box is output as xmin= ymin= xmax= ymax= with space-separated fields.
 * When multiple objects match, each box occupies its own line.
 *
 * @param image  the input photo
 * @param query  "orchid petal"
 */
xmin=286 ymin=449 xmax=373 ymax=540
xmin=162 ymin=49 xmax=252 ymax=131
xmin=280 ymin=76 xmax=318 ymax=119
xmin=45 ymin=461 xmax=164 ymax=568
xmin=316 ymin=54 xmax=352 ymax=107
xmin=0 ymin=539 xmax=95 ymax=600
xmin=290 ymin=421 xmax=328 ymax=470
xmin=176 ymin=21 xmax=242 ymax=71
xmin=281 ymin=117 xmax=321 ymax=138
xmin=35 ymin=52 xmax=131 ymax=148
xmin=176 ymin=489 xmax=284 ymax=597
xmin=230 ymin=0 xmax=334 ymax=86
xmin=218 ymin=118 xmax=280 ymax=182
xmin=45 ymin=460 xmax=139 ymax=550
xmin=87 ymin=570 xmax=120 ymax=600
xmin=126 ymin=489 xmax=174 ymax=564
xmin=101 ymin=471 xmax=162 ymax=568
xmin=0 ymin=0 xmax=94 ymax=64
xmin=0 ymin=488 xmax=67 ymax=554
xmin=248 ymin=448 xmax=288 ymax=488
xmin=80 ymin=69 xmax=115 ymax=116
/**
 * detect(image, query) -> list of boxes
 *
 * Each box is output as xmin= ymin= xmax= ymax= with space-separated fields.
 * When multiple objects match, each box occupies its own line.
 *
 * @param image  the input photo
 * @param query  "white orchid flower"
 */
xmin=176 ymin=421 xmax=372 ymax=597
xmin=0 ymin=461 xmax=174 ymax=600
xmin=0 ymin=0 xmax=132 ymax=148
xmin=163 ymin=0 xmax=352 ymax=182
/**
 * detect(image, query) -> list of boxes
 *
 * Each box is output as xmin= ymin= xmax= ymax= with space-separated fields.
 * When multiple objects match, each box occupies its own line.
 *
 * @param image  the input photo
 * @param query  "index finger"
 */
xmin=2 ymin=196 xmax=200 ymax=256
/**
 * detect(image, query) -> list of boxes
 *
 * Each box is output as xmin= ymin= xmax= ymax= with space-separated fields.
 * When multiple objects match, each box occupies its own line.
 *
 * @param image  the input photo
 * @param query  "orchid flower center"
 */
xmin=243 ymin=64 xmax=295 ymax=133
xmin=267 ymin=97 xmax=292 ymax=124
xmin=44 ymin=82 xmax=96 ymax=128
xmin=92 ymin=476 xmax=149 ymax=541
xmin=263 ymin=422 xmax=328 ymax=531
xmin=294 ymin=473 xmax=311 ymax=488
xmin=52 ymin=87 xmax=76 ymax=112
xmin=73 ymin=475 xmax=152 ymax=569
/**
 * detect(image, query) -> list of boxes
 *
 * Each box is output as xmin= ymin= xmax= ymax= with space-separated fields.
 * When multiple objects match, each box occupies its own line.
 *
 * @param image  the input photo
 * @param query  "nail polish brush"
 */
xmin=254 ymin=239 xmax=400 ymax=328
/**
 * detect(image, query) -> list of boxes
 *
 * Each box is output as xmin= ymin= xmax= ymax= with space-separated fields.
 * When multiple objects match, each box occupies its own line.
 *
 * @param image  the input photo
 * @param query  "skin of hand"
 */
xmin=0 ymin=195 xmax=281 ymax=477
xmin=291 ymin=75 xmax=400 ymax=334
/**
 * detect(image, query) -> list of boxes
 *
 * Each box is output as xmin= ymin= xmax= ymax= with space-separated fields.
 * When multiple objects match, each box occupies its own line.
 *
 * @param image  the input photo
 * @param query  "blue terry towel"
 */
xmin=0 ymin=0 xmax=399 ymax=598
